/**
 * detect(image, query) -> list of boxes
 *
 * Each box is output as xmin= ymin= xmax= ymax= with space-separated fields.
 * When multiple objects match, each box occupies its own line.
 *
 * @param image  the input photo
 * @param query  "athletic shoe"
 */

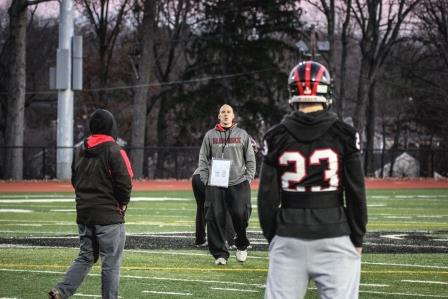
xmin=48 ymin=288 xmax=63 ymax=299
xmin=195 ymin=241 xmax=208 ymax=248
xmin=215 ymin=257 xmax=227 ymax=265
xmin=236 ymin=249 xmax=247 ymax=262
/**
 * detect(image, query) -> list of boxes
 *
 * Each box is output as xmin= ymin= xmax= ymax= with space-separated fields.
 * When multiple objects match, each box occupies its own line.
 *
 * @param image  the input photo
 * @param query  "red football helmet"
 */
xmin=288 ymin=61 xmax=333 ymax=108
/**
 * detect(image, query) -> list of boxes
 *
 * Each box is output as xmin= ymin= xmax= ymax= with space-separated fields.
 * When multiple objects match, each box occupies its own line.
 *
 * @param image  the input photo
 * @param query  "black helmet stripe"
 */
xmin=294 ymin=66 xmax=305 ymax=95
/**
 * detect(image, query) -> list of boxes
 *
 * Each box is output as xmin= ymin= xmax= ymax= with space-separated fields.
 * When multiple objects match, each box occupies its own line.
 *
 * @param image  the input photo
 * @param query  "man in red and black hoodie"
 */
xmin=49 ymin=109 xmax=133 ymax=299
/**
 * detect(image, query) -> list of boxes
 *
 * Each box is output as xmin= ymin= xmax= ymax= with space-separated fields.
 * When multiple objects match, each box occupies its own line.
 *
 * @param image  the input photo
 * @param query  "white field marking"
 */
xmin=367 ymin=204 xmax=386 ymax=207
xmin=434 ymin=239 xmax=448 ymax=242
xmin=365 ymin=242 xmax=448 ymax=250
xmin=0 ymin=197 xmax=190 ymax=203
xmin=210 ymin=287 xmax=259 ymax=293
xmin=126 ymin=249 xmax=270 ymax=260
xmin=142 ymin=290 xmax=192 ymax=296
xmin=384 ymin=216 xmax=413 ymax=219
xmin=401 ymin=280 xmax=448 ymax=285
xmin=381 ymin=234 xmax=408 ymax=240
xmin=50 ymin=209 xmax=76 ymax=212
xmin=14 ymin=224 xmax=43 ymax=227
xmin=0 ymin=244 xmax=70 ymax=249
xmin=371 ymin=196 xmax=390 ymax=199
xmin=360 ymin=283 xmax=389 ymax=287
xmin=0 ymin=268 xmax=266 ymax=287
xmin=395 ymin=195 xmax=415 ymax=198
xmin=0 ymin=209 xmax=33 ymax=213
xmin=358 ymin=290 xmax=447 ymax=298
xmin=363 ymin=262 xmax=448 ymax=269
xmin=74 ymin=294 xmax=122 ymax=298
xmin=416 ymin=215 xmax=445 ymax=218
xmin=0 ymin=194 xmax=74 ymax=198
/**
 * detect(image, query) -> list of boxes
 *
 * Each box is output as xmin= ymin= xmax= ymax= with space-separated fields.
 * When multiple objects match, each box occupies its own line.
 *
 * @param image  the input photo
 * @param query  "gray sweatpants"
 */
xmin=55 ymin=223 xmax=126 ymax=299
xmin=265 ymin=235 xmax=361 ymax=299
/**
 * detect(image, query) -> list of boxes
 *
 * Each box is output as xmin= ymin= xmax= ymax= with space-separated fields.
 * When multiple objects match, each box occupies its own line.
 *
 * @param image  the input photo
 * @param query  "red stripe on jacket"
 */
xmin=86 ymin=134 xmax=134 ymax=179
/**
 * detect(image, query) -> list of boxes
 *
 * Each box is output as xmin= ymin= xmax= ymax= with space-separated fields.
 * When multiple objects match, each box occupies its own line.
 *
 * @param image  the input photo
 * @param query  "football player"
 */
xmin=258 ymin=61 xmax=367 ymax=299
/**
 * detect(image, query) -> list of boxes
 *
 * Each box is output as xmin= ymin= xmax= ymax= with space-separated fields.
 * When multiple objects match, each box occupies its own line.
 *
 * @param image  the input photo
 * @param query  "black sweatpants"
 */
xmin=205 ymin=180 xmax=252 ymax=259
xmin=192 ymin=174 xmax=235 ymax=245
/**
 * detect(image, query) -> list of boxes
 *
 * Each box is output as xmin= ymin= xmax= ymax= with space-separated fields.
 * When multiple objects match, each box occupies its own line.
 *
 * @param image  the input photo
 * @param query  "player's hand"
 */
xmin=117 ymin=203 xmax=127 ymax=216
xmin=355 ymin=247 xmax=363 ymax=256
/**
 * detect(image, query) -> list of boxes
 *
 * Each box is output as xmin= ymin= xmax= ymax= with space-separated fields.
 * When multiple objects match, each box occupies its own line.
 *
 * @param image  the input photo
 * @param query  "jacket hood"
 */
xmin=89 ymin=109 xmax=118 ymax=140
xmin=282 ymin=110 xmax=338 ymax=142
xmin=83 ymin=134 xmax=115 ymax=156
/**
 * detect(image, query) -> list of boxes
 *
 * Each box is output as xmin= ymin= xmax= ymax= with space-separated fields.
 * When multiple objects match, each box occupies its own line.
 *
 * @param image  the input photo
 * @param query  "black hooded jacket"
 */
xmin=72 ymin=109 xmax=133 ymax=225
xmin=257 ymin=110 xmax=367 ymax=247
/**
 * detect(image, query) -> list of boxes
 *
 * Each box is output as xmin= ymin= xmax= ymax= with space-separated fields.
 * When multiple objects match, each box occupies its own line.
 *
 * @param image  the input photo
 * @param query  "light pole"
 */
xmin=54 ymin=0 xmax=82 ymax=179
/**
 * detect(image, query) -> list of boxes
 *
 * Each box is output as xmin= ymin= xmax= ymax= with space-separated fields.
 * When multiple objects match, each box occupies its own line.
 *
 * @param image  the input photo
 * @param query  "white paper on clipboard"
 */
xmin=209 ymin=158 xmax=232 ymax=188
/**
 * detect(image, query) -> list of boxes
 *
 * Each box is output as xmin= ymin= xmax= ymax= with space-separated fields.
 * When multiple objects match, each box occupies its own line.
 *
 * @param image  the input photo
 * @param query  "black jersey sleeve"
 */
xmin=257 ymin=129 xmax=282 ymax=242
xmin=339 ymin=123 xmax=368 ymax=247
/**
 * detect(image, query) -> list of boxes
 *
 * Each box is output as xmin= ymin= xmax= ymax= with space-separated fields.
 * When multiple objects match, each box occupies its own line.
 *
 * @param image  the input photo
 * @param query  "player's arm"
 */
xmin=342 ymin=131 xmax=368 ymax=249
xmin=257 ymin=161 xmax=280 ymax=243
xmin=197 ymin=132 xmax=211 ymax=185
xmin=244 ymin=133 xmax=256 ymax=182
xmin=109 ymin=145 xmax=133 ymax=206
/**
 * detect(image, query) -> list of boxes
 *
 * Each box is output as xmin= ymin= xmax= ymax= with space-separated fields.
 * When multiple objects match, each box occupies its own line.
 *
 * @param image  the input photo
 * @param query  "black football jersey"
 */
xmin=257 ymin=110 xmax=367 ymax=246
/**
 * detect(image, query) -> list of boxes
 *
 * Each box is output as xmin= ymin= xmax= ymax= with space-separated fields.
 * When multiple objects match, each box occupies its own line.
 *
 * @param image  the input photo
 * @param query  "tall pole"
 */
xmin=56 ymin=0 xmax=74 ymax=179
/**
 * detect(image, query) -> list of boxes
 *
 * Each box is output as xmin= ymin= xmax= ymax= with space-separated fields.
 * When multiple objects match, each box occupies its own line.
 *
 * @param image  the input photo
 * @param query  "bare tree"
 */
xmin=76 ymin=0 xmax=131 ymax=105
xmin=1 ymin=0 xmax=54 ymax=179
xmin=351 ymin=0 xmax=421 ymax=175
xmin=129 ymin=0 xmax=156 ymax=179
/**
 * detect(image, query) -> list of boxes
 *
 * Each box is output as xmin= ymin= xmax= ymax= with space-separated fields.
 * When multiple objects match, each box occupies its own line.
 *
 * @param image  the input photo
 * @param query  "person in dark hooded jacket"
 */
xmin=258 ymin=61 xmax=367 ymax=299
xmin=49 ymin=109 xmax=133 ymax=299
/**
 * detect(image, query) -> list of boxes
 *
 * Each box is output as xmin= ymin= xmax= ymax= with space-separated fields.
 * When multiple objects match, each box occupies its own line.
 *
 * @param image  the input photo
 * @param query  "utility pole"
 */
xmin=56 ymin=0 xmax=74 ymax=180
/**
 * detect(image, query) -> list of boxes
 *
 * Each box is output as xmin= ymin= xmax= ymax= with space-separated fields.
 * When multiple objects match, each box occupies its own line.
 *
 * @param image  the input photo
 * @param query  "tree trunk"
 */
xmin=364 ymin=80 xmax=376 ymax=176
xmin=4 ymin=0 xmax=28 ymax=179
xmin=155 ymin=94 xmax=168 ymax=178
xmin=337 ymin=0 xmax=352 ymax=118
xmin=130 ymin=0 xmax=155 ymax=178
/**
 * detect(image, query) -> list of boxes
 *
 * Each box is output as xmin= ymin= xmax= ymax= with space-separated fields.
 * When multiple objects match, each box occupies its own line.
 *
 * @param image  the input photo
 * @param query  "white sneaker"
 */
xmin=215 ymin=257 xmax=227 ymax=265
xmin=236 ymin=249 xmax=247 ymax=262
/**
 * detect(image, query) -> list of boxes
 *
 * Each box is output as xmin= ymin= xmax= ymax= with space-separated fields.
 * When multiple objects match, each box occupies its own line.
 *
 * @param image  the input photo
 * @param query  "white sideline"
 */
xmin=359 ymin=290 xmax=447 ymax=298
xmin=142 ymin=291 xmax=192 ymax=296
xmin=0 ymin=268 xmax=446 ymax=297
xmin=0 ymin=197 xmax=191 ymax=203
xmin=210 ymin=287 xmax=259 ymax=293
xmin=402 ymin=280 xmax=448 ymax=285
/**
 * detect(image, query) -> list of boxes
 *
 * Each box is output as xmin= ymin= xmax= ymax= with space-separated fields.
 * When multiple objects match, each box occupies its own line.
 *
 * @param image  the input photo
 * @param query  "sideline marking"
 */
xmin=359 ymin=290 xmax=447 ymax=298
xmin=142 ymin=290 xmax=192 ymax=296
xmin=0 ymin=268 xmax=265 ymax=287
xmin=0 ymin=209 xmax=33 ymax=213
xmin=363 ymin=262 xmax=448 ymax=269
xmin=0 ymin=197 xmax=190 ymax=203
xmin=381 ymin=234 xmax=408 ymax=240
xmin=210 ymin=287 xmax=259 ymax=293
xmin=402 ymin=280 xmax=448 ymax=285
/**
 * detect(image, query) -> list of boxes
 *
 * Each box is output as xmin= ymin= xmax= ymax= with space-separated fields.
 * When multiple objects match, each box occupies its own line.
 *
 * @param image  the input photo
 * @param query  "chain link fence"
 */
xmin=0 ymin=146 xmax=446 ymax=179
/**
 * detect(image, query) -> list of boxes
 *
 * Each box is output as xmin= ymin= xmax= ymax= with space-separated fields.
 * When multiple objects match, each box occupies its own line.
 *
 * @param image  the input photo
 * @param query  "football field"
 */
xmin=0 ymin=188 xmax=447 ymax=298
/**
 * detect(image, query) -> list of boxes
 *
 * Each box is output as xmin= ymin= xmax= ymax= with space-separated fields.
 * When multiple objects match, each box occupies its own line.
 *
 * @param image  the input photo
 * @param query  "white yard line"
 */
xmin=0 ymin=197 xmax=191 ymax=203
xmin=0 ymin=268 xmax=265 ymax=287
xmin=401 ymin=280 xmax=448 ymax=285
xmin=358 ymin=290 xmax=447 ymax=298
xmin=0 ymin=209 xmax=33 ymax=213
xmin=364 ymin=242 xmax=448 ymax=250
xmin=210 ymin=287 xmax=259 ymax=293
xmin=142 ymin=290 xmax=192 ymax=296
xmin=363 ymin=262 xmax=448 ymax=269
